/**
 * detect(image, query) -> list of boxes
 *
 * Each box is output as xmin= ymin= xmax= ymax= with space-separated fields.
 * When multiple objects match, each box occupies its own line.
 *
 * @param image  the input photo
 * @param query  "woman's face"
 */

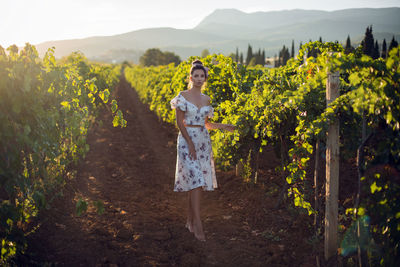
xmin=190 ymin=69 xmax=206 ymax=88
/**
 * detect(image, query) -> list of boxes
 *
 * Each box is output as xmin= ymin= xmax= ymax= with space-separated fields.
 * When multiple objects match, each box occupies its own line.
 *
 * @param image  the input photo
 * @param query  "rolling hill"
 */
xmin=35 ymin=8 xmax=400 ymax=63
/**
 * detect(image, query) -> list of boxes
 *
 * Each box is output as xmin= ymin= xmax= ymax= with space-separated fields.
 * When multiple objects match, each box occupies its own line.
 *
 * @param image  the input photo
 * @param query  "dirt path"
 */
xmin=23 ymin=77 xmax=315 ymax=266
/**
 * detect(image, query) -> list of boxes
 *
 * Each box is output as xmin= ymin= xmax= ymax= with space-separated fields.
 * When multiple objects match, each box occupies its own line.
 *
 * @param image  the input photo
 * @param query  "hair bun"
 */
xmin=192 ymin=59 xmax=203 ymax=66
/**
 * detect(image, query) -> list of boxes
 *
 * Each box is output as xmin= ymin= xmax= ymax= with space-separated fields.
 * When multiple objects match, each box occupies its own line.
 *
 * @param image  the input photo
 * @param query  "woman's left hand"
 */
xmin=223 ymin=124 xmax=236 ymax=132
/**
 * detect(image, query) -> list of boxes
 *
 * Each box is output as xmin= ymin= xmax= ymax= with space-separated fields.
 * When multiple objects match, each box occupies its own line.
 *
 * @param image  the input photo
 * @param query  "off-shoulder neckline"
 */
xmin=179 ymin=92 xmax=211 ymax=110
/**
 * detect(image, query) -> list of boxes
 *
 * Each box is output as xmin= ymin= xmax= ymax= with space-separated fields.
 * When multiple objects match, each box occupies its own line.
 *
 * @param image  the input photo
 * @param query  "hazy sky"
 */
xmin=1 ymin=0 xmax=399 ymax=47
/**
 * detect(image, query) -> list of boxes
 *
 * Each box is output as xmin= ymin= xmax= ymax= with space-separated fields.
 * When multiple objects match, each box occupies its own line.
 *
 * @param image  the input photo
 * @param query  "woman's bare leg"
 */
xmin=186 ymin=191 xmax=193 ymax=232
xmin=191 ymin=187 xmax=205 ymax=241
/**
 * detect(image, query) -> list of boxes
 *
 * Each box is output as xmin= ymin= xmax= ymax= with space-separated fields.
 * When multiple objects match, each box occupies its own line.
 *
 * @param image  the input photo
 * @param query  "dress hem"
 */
xmin=173 ymin=185 xmax=217 ymax=192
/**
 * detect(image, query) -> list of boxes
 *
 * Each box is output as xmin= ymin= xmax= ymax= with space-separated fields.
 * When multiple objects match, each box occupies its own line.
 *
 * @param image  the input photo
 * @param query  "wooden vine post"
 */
xmin=324 ymin=66 xmax=340 ymax=262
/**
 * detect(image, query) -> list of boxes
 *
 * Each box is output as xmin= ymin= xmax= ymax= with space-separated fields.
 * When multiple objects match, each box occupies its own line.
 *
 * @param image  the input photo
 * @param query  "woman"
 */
xmin=170 ymin=60 xmax=235 ymax=241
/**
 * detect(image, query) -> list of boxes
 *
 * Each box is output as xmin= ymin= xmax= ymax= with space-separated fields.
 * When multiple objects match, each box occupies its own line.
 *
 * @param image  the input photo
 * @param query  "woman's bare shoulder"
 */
xmin=179 ymin=90 xmax=188 ymax=96
xmin=202 ymin=94 xmax=211 ymax=104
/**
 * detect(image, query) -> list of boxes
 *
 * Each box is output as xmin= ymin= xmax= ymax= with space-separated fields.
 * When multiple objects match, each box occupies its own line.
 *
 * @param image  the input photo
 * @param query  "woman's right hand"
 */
xmin=188 ymin=142 xmax=197 ymax=160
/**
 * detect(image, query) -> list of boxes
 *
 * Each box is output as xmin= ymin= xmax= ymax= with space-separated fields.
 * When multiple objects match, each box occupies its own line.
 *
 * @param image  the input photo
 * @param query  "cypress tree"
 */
xmin=278 ymin=45 xmax=290 ymax=66
xmin=372 ymin=40 xmax=380 ymax=59
xmin=345 ymin=35 xmax=354 ymax=54
xmin=246 ymin=44 xmax=253 ymax=65
xmin=388 ymin=36 xmax=399 ymax=53
xmin=291 ymin=40 xmax=295 ymax=58
xmin=381 ymin=39 xmax=387 ymax=59
xmin=235 ymin=47 xmax=239 ymax=63
xmin=262 ymin=50 xmax=265 ymax=65
xmin=362 ymin=26 xmax=374 ymax=57
xmin=240 ymin=53 xmax=243 ymax=64
xmin=257 ymin=49 xmax=262 ymax=65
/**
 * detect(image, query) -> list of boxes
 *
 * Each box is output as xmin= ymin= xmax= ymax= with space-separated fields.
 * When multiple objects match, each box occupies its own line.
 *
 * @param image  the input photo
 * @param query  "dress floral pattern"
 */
xmin=170 ymin=92 xmax=217 ymax=192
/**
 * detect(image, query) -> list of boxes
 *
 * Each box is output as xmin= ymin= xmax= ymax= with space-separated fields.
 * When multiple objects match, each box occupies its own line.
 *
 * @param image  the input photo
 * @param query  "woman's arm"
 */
xmin=176 ymin=108 xmax=197 ymax=160
xmin=203 ymin=95 xmax=235 ymax=132
xmin=205 ymin=117 xmax=235 ymax=132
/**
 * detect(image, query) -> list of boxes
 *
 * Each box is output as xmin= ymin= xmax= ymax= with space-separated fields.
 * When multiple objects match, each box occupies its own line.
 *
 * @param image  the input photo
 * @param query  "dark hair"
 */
xmin=190 ymin=60 xmax=208 ymax=78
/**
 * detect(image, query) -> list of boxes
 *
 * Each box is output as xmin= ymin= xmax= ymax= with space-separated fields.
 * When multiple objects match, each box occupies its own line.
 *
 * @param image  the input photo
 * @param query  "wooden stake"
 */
xmin=236 ymin=161 xmax=243 ymax=177
xmin=324 ymin=70 xmax=340 ymax=262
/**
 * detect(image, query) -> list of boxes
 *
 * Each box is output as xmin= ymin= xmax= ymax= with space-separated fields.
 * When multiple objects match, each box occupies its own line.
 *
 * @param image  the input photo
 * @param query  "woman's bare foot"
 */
xmin=194 ymin=232 xmax=206 ymax=242
xmin=193 ymin=222 xmax=206 ymax=241
xmin=185 ymin=221 xmax=193 ymax=233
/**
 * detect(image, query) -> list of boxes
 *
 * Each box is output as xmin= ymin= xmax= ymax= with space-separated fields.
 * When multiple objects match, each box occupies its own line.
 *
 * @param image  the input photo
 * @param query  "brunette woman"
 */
xmin=170 ymin=60 xmax=235 ymax=241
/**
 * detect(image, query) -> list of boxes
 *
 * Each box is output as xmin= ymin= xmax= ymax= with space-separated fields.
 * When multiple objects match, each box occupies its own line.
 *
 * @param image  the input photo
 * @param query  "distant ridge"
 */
xmin=35 ymin=8 xmax=400 ymax=63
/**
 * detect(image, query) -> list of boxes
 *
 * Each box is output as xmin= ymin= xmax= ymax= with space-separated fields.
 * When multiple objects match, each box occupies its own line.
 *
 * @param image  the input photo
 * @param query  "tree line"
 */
xmin=232 ymin=25 xmax=399 ymax=67
xmin=137 ymin=26 xmax=398 ymax=67
xmin=356 ymin=25 xmax=399 ymax=59
xmin=139 ymin=48 xmax=181 ymax=66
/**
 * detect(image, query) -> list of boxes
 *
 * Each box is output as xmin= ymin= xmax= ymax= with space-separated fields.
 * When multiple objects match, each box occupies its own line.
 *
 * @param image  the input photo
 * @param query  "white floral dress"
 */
xmin=170 ymin=92 xmax=217 ymax=192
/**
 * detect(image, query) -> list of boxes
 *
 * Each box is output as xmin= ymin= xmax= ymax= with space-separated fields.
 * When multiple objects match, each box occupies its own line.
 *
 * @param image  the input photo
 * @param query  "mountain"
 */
xmin=35 ymin=8 xmax=400 ymax=63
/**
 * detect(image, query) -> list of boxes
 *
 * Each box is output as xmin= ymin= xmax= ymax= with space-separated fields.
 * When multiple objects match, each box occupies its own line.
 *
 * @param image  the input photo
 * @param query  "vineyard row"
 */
xmin=124 ymin=42 xmax=400 ymax=265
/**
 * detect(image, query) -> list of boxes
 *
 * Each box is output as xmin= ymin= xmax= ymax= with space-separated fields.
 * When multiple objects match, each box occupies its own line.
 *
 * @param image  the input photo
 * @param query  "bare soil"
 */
xmin=21 ymin=77 xmax=316 ymax=266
